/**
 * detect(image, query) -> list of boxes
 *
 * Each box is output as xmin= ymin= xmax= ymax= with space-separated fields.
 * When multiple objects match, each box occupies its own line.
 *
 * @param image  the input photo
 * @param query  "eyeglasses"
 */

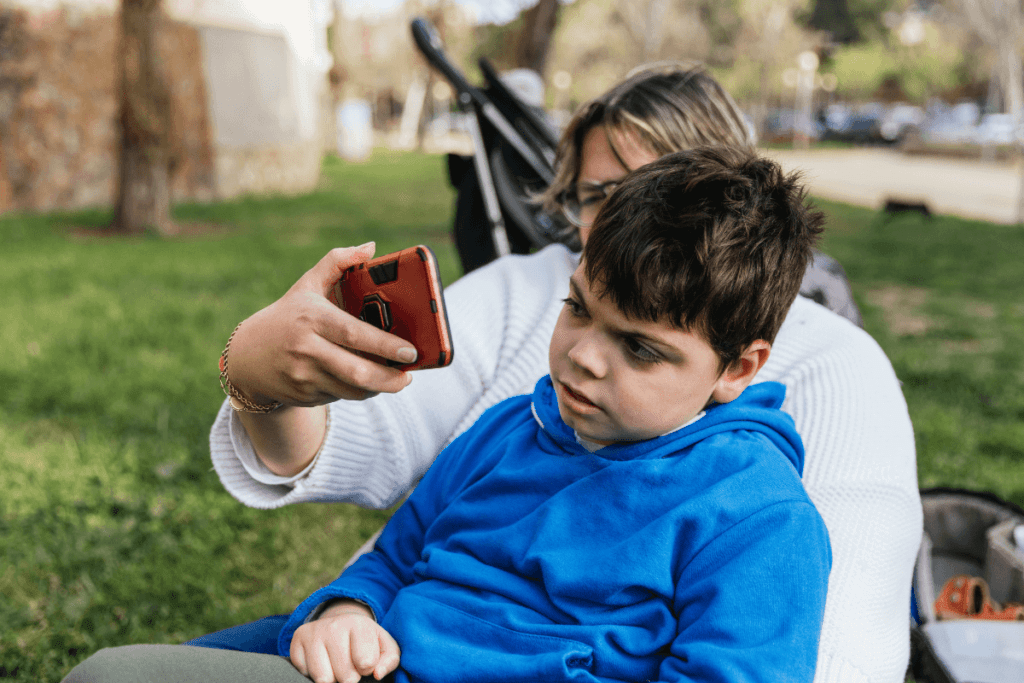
xmin=558 ymin=180 xmax=621 ymax=228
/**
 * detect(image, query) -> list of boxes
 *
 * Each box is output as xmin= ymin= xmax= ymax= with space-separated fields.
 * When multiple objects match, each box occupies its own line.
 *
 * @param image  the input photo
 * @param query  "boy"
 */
xmin=280 ymin=147 xmax=831 ymax=683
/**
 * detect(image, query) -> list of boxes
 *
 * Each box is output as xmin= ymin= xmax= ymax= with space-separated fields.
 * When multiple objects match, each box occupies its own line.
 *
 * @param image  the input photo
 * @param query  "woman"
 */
xmin=64 ymin=64 xmax=921 ymax=683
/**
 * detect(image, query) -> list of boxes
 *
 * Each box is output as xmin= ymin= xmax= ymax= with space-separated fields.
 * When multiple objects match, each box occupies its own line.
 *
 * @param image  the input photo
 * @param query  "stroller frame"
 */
xmin=412 ymin=17 xmax=564 ymax=274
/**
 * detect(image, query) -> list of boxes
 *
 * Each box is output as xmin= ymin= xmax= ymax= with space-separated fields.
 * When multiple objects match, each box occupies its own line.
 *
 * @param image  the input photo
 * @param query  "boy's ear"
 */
xmin=710 ymin=340 xmax=771 ymax=404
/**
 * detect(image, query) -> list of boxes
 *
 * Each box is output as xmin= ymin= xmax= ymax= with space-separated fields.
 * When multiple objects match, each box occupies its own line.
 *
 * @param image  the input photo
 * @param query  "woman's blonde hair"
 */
xmin=539 ymin=62 xmax=754 ymax=248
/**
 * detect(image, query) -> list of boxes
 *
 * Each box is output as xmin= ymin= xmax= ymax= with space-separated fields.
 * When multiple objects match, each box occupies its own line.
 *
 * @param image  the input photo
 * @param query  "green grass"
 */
xmin=1 ymin=149 xmax=1022 ymax=680
xmin=817 ymin=200 xmax=1024 ymax=499
xmin=0 ymin=150 xmax=457 ymax=680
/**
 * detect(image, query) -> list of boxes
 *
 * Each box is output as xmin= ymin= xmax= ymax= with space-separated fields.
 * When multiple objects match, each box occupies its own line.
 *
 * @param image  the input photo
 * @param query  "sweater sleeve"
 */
xmin=659 ymin=502 xmax=832 ymax=683
xmin=757 ymin=297 xmax=922 ymax=683
xmin=209 ymin=245 xmax=575 ymax=510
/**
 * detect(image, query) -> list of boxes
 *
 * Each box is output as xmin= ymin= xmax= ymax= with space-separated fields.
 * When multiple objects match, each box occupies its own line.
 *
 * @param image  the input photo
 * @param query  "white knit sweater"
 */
xmin=210 ymin=244 xmax=922 ymax=683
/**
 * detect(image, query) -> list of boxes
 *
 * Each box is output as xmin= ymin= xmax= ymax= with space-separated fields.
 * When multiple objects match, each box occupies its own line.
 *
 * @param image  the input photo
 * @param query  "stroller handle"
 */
xmin=410 ymin=16 xmax=554 ymax=184
xmin=411 ymin=17 xmax=482 ymax=108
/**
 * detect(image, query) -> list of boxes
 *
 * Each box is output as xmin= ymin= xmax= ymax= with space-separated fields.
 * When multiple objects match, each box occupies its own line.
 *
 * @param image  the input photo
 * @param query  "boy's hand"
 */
xmin=290 ymin=600 xmax=400 ymax=683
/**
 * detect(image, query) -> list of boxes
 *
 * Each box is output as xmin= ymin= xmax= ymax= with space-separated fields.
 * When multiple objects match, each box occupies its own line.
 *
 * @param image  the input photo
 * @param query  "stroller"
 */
xmin=910 ymin=488 xmax=1024 ymax=683
xmin=410 ymin=17 xmax=863 ymax=325
xmin=412 ymin=17 xmax=565 ymax=275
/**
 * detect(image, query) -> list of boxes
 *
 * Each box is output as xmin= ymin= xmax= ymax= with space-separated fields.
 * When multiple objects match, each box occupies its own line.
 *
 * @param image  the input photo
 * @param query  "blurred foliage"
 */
xmin=471 ymin=15 xmax=523 ymax=72
xmin=801 ymin=0 xmax=863 ymax=43
xmin=542 ymin=0 xmax=989 ymax=109
xmin=827 ymin=32 xmax=972 ymax=101
xmin=322 ymin=0 xmax=1002 ymax=128
xmin=697 ymin=0 xmax=744 ymax=67
xmin=797 ymin=0 xmax=898 ymax=44
xmin=846 ymin=0 xmax=907 ymax=42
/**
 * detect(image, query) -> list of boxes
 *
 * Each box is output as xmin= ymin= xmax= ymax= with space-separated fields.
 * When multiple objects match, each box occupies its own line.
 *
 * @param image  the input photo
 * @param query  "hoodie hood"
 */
xmin=530 ymin=376 xmax=804 ymax=475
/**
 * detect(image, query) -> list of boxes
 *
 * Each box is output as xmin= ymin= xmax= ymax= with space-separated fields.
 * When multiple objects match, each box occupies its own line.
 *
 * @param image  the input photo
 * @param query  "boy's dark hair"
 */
xmin=583 ymin=146 xmax=824 ymax=370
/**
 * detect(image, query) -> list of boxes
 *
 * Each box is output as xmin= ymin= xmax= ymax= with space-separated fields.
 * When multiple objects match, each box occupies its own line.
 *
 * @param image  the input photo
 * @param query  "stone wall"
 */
xmin=0 ymin=7 xmax=215 ymax=213
xmin=214 ymin=139 xmax=325 ymax=199
xmin=0 ymin=7 xmax=324 ymax=215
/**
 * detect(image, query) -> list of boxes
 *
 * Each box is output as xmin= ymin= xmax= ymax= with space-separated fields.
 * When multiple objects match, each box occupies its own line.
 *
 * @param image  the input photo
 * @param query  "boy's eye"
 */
xmin=561 ymin=297 xmax=586 ymax=317
xmin=624 ymin=337 xmax=661 ymax=364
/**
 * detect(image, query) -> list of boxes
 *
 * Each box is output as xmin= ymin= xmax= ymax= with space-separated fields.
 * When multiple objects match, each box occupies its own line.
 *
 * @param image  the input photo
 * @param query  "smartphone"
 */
xmin=330 ymin=245 xmax=454 ymax=371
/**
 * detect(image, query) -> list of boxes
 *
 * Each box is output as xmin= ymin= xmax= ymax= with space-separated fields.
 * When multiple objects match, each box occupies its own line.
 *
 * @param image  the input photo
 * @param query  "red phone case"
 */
xmin=330 ymin=245 xmax=454 ymax=370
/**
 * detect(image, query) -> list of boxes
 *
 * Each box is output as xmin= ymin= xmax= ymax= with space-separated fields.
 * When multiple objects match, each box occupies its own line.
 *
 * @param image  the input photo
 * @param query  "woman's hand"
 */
xmin=290 ymin=600 xmax=400 ymax=683
xmin=224 ymin=243 xmax=422 ymax=476
xmin=227 ymin=243 xmax=418 ymax=407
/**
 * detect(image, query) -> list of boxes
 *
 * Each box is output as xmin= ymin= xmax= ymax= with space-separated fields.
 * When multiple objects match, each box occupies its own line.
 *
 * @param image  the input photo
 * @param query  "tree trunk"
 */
xmin=753 ymin=6 xmax=787 ymax=144
xmin=513 ymin=0 xmax=561 ymax=75
xmin=112 ymin=0 xmax=174 ymax=235
xmin=1005 ymin=48 xmax=1024 ymax=224
xmin=956 ymin=0 xmax=1024 ymax=222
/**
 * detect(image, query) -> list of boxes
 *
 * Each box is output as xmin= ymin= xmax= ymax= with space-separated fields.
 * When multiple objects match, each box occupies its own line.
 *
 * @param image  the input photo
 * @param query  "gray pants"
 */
xmin=61 ymin=645 xmax=314 ymax=683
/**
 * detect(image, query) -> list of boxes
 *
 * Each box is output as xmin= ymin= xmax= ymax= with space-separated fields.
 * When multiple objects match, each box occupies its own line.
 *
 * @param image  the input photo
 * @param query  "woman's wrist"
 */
xmin=219 ymin=320 xmax=282 ymax=413
xmin=236 ymin=404 xmax=329 ymax=477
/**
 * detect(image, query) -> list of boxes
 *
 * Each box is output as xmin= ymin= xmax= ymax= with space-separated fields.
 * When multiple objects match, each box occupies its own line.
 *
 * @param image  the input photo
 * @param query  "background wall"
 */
xmin=0 ymin=0 xmax=332 ymax=214
xmin=0 ymin=8 xmax=214 ymax=212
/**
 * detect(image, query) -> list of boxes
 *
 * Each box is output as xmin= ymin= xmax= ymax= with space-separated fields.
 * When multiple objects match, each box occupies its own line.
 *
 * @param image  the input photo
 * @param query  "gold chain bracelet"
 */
xmin=219 ymin=321 xmax=283 ymax=414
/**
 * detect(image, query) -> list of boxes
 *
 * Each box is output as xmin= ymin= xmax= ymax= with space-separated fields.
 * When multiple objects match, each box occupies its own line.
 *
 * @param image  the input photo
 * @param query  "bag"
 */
xmin=910 ymin=487 xmax=1024 ymax=683
xmin=798 ymin=250 xmax=863 ymax=328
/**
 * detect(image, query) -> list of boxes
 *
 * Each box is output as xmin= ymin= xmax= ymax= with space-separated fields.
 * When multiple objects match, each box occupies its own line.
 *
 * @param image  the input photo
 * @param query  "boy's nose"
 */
xmin=567 ymin=335 xmax=607 ymax=378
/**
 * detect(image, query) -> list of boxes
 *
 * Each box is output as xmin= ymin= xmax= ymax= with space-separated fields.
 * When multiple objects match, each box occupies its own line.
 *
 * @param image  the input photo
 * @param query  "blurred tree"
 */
xmin=800 ymin=0 xmax=899 ymax=44
xmin=613 ymin=0 xmax=672 ymax=62
xmin=329 ymin=0 xmax=348 ymax=99
xmin=473 ymin=0 xmax=563 ymax=77
xmin=805 ymin=0 xmax=860 ymax=43
xmin=848 ymin=0 xmax=901 ymax=43
xmin=697 ymin=0 xmax=743 ymax=66
xmin=956 ymin=0 xmax=1024 ymax=222
xmin=0 ymin=9 xmax=30 ymax=211
xmin=471 ymin=21 xmax=516 ymax=70
xmin=513 ymin=0 xmax=561 ymax=74
xmin=417 ymin=4 xmax=448 ymax=148
xmin=731 ymin=1 xmax=804 ymax=140
xmin=548 ymin=0 xmax=731 ymax=105
xmin=112 ymin=0 xmax=173 ymax=235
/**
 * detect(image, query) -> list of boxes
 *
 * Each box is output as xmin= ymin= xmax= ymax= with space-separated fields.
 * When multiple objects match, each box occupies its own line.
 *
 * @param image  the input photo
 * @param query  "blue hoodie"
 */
xmin=279 ymin=378 xmax=831 ymax=683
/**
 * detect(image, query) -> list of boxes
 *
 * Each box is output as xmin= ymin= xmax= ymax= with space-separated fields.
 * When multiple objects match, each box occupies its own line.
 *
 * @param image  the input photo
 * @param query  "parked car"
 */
xmin=974 ymin=113 xmax=1018 ymax=146
xmin=761 ymin=107 xmax=824 ymax=143
xmin=821 ymin=102 xmax=884 ymax=144
xmin=918 ymin=100 xmax=981 ymax=145
xmin=879 ymin=104 xmax=925 ymax=144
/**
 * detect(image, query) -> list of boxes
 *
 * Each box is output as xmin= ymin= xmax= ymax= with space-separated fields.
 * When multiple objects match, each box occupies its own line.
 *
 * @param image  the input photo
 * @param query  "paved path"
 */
xmin=762 ymin=148 xmax=1024 ymax=225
